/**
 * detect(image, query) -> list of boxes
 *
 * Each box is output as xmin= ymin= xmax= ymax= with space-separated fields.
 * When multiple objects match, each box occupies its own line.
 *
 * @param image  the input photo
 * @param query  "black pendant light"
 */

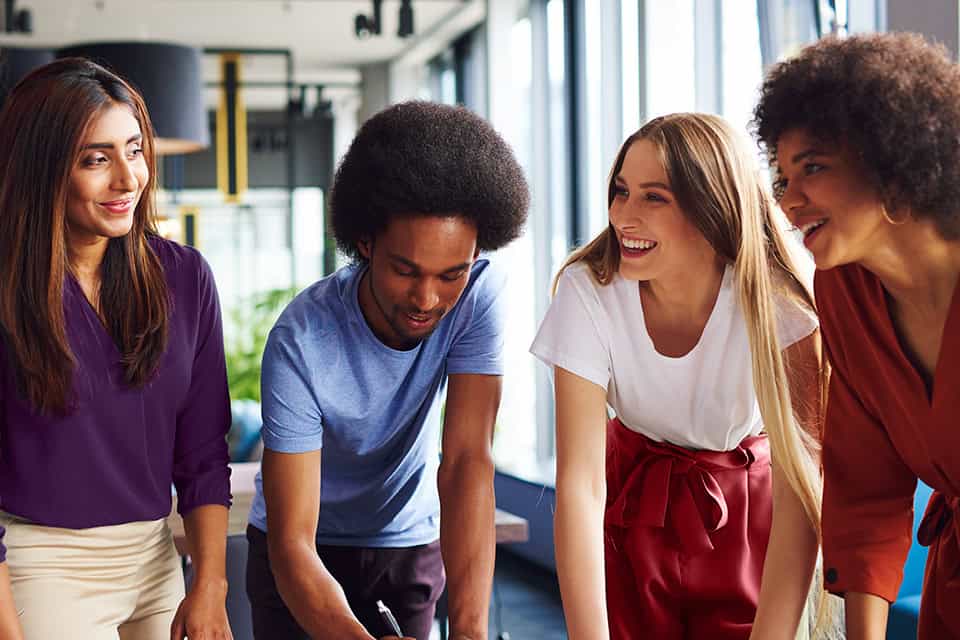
xmin=56 ymin=42 xmax=209 ymax=155
xmin=0 ymin=47 xmax=54 ymax=107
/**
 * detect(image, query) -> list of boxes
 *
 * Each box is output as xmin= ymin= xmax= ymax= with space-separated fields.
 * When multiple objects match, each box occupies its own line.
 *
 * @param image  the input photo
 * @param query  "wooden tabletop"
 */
xmin=168 ymin=462 xmax=529 ymax=555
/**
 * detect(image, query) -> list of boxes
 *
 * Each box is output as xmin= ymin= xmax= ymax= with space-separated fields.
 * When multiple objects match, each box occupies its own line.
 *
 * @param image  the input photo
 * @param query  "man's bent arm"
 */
xmin=262 ymin=449 xmax=375 ymax=640
xmin=438 ymin=373 xmax=501 ymax=640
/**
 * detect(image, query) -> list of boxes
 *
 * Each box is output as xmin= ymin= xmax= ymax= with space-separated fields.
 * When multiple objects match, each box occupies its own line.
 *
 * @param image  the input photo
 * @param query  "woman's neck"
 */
xmin=67 ymin=236 xmax=109 ymax=312
xmin=642 ymin=255 xmax=726 ymax=319
xmin=860 ymin=219 xmax=960 ymax=314
xmin=68 ymin=235 xmax=107 ymax=277
xmin=638 ymin=255 xmax=725 ymax=358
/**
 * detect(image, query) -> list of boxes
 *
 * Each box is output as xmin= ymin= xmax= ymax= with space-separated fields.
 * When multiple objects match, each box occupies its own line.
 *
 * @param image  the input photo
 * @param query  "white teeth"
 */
xmin=799 ymin=219 xmax=827 ymax=236
xmin=623 ymin=238 xmax=657 ymax=250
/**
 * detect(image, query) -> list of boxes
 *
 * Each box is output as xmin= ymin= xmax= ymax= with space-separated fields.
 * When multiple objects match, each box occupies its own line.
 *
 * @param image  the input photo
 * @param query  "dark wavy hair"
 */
xmin=329 ymin=101 xmax=529 ymax=261
xmin=753 ymin=32 xmax=960 ymax=239
xmin=0 ymin=58 xmax=169 ymax=414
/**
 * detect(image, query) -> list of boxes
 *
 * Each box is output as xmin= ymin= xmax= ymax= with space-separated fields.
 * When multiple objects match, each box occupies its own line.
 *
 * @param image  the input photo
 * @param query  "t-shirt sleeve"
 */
xmin=529 ymin=267 xmax=611 ymax=389
xmin=774 ymin=289 xmax=818 ymax=349
xmin=821 ymin=343 xmax=916 ymax=602
xmin=259 ymin=323 xmax=325 ymax=453
xmin=445 ymin=263 xmax=507 ymax=376
xmin=172 ymin=252 xmax=232 ymax=516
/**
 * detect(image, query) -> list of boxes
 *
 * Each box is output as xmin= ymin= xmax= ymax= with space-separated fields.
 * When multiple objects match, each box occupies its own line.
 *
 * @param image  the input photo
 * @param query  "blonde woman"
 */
xmin=531 ymin=113 xmax=828 ymax=639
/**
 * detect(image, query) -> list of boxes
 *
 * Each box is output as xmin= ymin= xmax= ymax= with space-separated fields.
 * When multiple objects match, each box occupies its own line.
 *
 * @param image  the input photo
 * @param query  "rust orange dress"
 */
xmin=816 ymin=264 xmax=960 ymax=638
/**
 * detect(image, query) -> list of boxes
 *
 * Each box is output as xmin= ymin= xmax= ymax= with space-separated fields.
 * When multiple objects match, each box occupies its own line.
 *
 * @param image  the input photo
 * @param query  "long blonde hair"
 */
xmin=559 ymin=113 xmax=831 ymax=628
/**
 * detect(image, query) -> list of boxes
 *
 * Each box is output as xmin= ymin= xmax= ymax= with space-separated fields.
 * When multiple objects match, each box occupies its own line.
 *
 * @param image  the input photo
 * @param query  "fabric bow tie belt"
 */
xmin=918 ymin=490 xmax=960 ymax=586
xmin=605 ymin=423 xmax=767 ymax=556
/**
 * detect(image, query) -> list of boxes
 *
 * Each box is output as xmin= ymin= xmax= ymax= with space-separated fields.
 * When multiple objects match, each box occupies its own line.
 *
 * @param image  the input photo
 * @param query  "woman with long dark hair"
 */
xmin=0 ymin=58 xmax=233 ymax=639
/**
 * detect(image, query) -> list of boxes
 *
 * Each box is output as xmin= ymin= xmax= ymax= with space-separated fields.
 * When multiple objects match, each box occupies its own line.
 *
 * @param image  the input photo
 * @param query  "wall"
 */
xmin=495 ymin=470 xmax=557 ymax=571
xmin=885 ymin=0 xmax=958 ymax=56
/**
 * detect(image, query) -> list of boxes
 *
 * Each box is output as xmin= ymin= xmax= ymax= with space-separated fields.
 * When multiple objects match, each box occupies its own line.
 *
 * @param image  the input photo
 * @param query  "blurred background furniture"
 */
xmin=886 ymin=480 xmax=934 ymax=640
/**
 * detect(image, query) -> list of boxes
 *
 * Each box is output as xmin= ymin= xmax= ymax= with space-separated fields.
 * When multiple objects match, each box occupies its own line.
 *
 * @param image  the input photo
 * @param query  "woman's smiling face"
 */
xmin=65 ymin=103 xmax=148 ymax=248
xmin=775 ymin=128 xmax=889 ymax=270
xmin=608 ymin=138 xmax=717 ymax=282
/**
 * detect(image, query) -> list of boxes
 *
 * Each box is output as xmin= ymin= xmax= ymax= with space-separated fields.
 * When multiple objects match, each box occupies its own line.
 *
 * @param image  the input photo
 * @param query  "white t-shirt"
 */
xmin=530 ymin=262 xmax=818 ymax=451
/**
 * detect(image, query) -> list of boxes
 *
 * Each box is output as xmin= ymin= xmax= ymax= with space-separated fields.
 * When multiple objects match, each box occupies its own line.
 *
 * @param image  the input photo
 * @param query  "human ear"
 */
xmin=358 ymin=237 xmax=372 ymax=259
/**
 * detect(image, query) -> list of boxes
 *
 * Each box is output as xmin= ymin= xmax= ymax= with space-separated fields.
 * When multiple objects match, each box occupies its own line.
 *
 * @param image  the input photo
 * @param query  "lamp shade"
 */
xmin=0 ymin=47 xmax=55 ymax=107
xmin=56 ymin=42 xmax=209 ymax=155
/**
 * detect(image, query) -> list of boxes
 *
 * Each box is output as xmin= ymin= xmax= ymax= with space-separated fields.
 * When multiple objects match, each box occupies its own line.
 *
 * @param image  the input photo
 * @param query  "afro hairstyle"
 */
xmin=329 ymin=100 xmax=530 ymax=261
xmin=753 ymin=32 xmax=960 ymax=239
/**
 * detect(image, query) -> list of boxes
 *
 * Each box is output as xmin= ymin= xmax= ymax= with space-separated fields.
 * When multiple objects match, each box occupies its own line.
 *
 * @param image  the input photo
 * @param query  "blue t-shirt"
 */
xmin=248 ymin=258 xmax=506 ymax=547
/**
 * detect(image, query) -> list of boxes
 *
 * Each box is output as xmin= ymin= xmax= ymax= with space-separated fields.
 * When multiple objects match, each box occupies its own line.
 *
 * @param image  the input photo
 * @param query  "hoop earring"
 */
xmin=881 ymin=203 xmax=908 ymax=226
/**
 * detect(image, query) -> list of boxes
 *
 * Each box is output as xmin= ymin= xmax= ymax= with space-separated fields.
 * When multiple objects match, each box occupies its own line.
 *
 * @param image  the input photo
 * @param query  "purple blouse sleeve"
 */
xmin=172 ymin=252 xmax=232 ymax=516
xmin=0 ymin=525 xmax=5 ymax=563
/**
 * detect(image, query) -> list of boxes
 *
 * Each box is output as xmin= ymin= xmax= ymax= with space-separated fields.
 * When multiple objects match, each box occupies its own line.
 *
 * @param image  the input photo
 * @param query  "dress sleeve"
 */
xmin=821 ymin=349 xmax=916 ymax=602
xmin=172 ymin=253 xmax=232 ymax=516
xmin=529 ymin=267 xmax=610 ymax=389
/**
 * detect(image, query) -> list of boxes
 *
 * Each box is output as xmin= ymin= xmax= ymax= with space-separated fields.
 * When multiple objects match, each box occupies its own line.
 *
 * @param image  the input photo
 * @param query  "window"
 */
xmin=491 ymin=15 xmax=538 ymax=471
xmin=480 ymin=0 xmax=782 ymax=479
xmin=483 ymin=0 xmax=576 ymax=476
xmin=426 ymin=52 xmax=458 ymax=105
xmin=548 ymin=0 xmax=571 ymax=276
xmin=757 ymin=0 xmax=820 ymax=66
xmin=159 ymin=186 xmax=326 ymax=409
xmin=621 ymin=0 xmax=642 ymax=137
xmin=645 ymin=0 xmax=696 ymax=117
xmin=722 ymin=1 xmax=763 ymax=135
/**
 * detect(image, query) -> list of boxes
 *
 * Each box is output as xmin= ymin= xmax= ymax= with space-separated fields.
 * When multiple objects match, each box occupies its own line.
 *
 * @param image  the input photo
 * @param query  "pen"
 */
xmin=376 ymin=599 xmax=404 ymax=637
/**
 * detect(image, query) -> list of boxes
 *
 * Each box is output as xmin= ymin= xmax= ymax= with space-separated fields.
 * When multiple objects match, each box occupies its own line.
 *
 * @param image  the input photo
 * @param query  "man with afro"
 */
xmin=244 ymin=101 xmax=529 ymax=640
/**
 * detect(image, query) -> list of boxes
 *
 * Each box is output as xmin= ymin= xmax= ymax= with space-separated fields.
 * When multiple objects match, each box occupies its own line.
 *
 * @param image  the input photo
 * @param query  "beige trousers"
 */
xmin=0 ymin=513 xmax=184 ymax=640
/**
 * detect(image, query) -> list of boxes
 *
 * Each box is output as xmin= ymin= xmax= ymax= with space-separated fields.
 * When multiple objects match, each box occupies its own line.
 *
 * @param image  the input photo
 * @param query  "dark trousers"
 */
xmin=245 ymin=525 xmax=446 ymax=640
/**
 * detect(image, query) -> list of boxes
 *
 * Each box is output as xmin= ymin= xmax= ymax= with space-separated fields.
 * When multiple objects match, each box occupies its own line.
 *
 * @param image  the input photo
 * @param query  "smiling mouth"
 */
xmin=798 ymin=218 xmax=828 ymax=245
xmin=621 ymin=237 xmax=658 ymax=256
xmin=99 ymin=198 xmax=136 ymax=213
xmin=404 ymin=312 xmax=436 ymax=327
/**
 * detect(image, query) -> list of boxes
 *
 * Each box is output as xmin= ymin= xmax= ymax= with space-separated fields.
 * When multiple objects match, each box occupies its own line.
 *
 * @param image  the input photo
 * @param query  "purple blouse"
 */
xmin=0 ymin=236 xmax=232 ymax=561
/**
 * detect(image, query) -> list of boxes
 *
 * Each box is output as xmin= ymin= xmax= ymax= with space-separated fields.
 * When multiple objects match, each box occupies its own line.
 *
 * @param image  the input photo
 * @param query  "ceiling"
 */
xmin=0 ymin=0 xmax=481 ymax=81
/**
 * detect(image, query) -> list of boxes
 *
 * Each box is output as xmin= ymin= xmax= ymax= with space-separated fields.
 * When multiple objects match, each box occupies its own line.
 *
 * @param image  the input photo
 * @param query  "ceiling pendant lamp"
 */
xmin=0 ymin=47 xmax=54 ymax=106
xmin=56 ymin=42 xmax=209 ymax=155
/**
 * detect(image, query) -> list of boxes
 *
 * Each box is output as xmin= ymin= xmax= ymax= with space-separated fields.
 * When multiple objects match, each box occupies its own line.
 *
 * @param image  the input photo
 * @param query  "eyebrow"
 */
xmin=616 ymin=175 xmax=672 ymax=191
xmin=387 ymin=253 xmax=472 ymax=274
xmin=789 ymin=148 xmax=827 ymax=164
xmin=81 ymin=134 xmax=143 ymax=151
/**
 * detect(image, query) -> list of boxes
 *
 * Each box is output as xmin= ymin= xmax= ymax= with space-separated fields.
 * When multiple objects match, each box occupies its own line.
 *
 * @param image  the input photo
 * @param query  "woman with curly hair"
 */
xmin=531 ymin=113 xmax=830 ymax=639
xmin=754 ymin=32 xmax=960 ymax=639
xmin=0 ymin=59 xmax=233 ymax=639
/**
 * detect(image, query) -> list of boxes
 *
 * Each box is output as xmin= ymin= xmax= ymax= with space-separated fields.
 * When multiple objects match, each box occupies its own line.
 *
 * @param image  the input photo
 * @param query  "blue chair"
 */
xmin=886 ymin=480 xmax=934 ymax=640
xmin=229 ymin=399 xmax=263 ymax=463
